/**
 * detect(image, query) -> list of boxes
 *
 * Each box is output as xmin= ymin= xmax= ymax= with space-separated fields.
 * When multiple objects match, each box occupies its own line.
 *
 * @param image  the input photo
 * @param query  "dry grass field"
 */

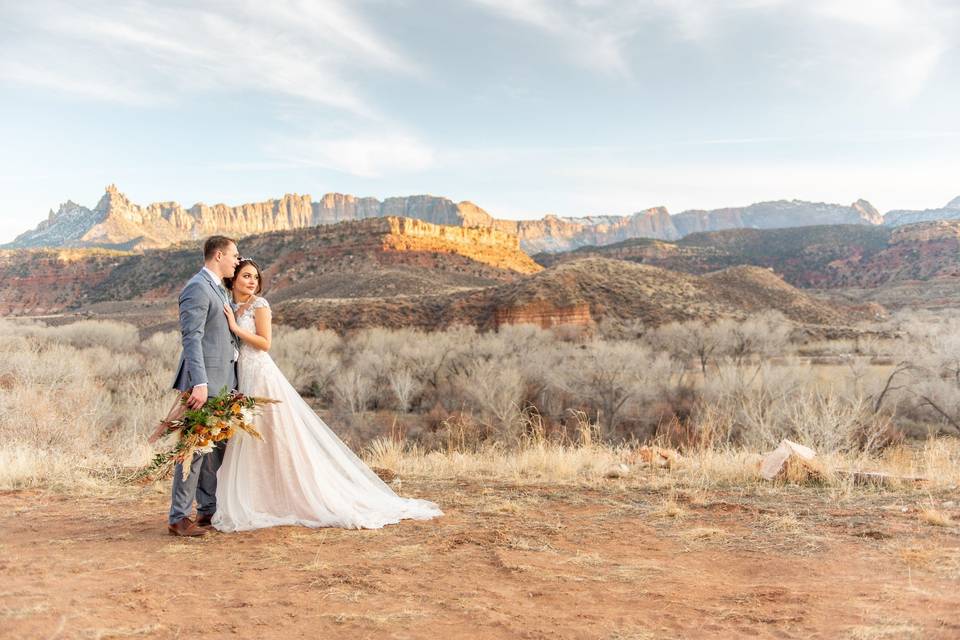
xmin=2 ymin=317 xmax=960 ymax=639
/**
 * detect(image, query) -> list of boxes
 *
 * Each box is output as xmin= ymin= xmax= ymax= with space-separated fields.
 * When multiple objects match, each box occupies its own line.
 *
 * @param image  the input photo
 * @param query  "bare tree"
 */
xmin=649 ymin=320 xmax=723 ymax=378
xmin=332 ymin=365 xmax=375 ymax=415
xmin=388 ymin=366 xmax=421 ymax=413
xmin=455 ymin=356 xmax=524 ymax=438
xmin=553 ymin=340 xmax=673 ymax=439
xmin=272 ymin=327 xmax=342 ymax=397
xmin=897 ymin=322 xmax=960 ymax=434
xmin=713 ymin=311 xmax=792 ymax=366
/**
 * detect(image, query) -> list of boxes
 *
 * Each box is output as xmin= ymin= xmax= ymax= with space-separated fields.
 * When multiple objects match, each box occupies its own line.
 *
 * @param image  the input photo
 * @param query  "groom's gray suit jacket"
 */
xmin=172 ymin=270 xmax=239 ymax=395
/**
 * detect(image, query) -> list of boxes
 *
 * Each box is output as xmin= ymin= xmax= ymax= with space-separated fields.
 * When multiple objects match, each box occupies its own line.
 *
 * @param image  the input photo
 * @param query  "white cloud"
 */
xmin=797 ymin=0 xmax=954 ymax=101
xmin=0 ymin=1 xmax=418 ymax=116
xmin=469 ymin=0 xmax=636 ymax=76
xmin=267 ymin=134 xmax=436 ymax=177
xmin=0 ymin=59 xmax=157 ymax=106
xmin=471 ymin=0 xmax=957 ymax=101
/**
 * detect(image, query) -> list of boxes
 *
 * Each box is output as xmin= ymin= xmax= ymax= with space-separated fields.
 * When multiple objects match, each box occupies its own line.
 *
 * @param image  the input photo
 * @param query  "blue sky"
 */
xmin=1 ymin=0 xmax=959 ymax=243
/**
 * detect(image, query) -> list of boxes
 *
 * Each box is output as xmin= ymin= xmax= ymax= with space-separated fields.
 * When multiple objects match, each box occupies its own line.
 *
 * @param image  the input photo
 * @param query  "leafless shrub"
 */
xmin=888 ymin=319 xmax=960 ymax=434
xmin=648 ymin=320 xmax=722 ymax=377
xmin=3 ymin=313 xmax=957 ymax=490
xmin=454 ymin=356 xmax=525 ymax=439
xmin=551 ymin=340 xmax=675 ymax=438
xmin=388 ymin=366 xmax=420 ymax=413
xmin=51 ymin=320 xmax=141 ymax=352
xmin=332 ymin=363 xmax=376 ymax=415
xmin=595 ymin=317 xmax=646 ymax=341
xmin=696 ymin=358 xmax=896 ymax=453
xmin=140 ymin=330 xmax=180 ymax=365
xmin=272 ymin=327 xmax=341 ymax=397
xmin=783 ymin=390 xmax=895 ymax=454
xmin=712 ymin=311 xmax=792 ymax=366
xmin=696 ymin=360 xmax=802 ymax=448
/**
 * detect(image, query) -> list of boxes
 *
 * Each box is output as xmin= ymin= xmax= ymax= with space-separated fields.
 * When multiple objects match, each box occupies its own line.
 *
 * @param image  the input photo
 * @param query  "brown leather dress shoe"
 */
xmin=168 ymin=517 xmax=207 ymax=537
xmin=195 ymin=513 xmax=214 ymax=530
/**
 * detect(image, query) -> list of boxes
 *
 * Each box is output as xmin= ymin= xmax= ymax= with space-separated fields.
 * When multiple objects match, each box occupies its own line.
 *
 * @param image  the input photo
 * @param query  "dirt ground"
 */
xmin=2 ymin=478 xmax=959 ymax=640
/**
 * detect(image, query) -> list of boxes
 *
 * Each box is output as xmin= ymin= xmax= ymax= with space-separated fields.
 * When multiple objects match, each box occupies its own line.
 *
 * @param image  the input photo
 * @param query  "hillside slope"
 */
xmin=274 ymin=258 xmax=858 ymax=333
xmin=0 ymin=217 xmax=539 ymax=316
xmin=535 ymin=221 xmax=960 ymax=290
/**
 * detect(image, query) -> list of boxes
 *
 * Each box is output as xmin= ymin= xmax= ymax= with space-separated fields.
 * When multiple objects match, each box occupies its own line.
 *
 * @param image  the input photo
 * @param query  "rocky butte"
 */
xmin=4 ymin=184 xmax=907 ymax=254
xmin=0 ymin=216 xmax=540 ymax=316
xmin=883 ymin=196 xmax=960 ymax=227
xmin=670 ymin=199 xmax=882 ymax=236
xmin=497 ymin=208 xmax=678 ymax=253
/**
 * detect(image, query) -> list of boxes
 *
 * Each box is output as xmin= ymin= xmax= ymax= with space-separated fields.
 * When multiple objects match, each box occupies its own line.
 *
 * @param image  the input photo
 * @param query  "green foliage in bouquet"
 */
xmin=140 ymin=388 xmax=278 ymax=481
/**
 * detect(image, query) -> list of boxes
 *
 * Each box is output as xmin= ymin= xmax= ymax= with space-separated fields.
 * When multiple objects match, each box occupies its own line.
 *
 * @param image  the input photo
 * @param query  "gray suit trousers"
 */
xmin=168 ymin=360 xmax=236 ymax=524
xmin=169 ymin=440 xmax=227 ymax=524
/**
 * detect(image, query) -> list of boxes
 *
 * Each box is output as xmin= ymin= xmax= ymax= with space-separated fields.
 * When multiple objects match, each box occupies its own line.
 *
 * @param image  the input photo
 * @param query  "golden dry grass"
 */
xmin=363 ymin=436 xmax=960 ymax=495
xmin=918 ymin=505 xmax=953 ymax=527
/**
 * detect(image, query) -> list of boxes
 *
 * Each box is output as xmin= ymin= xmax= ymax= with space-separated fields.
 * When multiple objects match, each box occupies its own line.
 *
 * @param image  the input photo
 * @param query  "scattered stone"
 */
xmin=759 ymin=439 xmax=825 ymax=483
xmin=632 ymin=446 xmax=681 ymax=468
xmin=604 ymin=463 xmax=631 ymax=479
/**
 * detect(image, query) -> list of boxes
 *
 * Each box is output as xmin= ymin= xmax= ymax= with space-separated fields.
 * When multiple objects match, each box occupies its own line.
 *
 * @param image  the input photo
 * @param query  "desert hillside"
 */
xmin=273 ymin=257 xmax=861 ymax=333
xmin=535 ymin=221 xmax=960 ymax=293
xmin=0 ymin=217 xmax=540 ymax=317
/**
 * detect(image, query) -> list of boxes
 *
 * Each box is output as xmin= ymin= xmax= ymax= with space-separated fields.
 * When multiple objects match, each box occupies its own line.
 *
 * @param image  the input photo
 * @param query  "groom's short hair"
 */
xmin=203 ymin=235 xmax=237 ymax=260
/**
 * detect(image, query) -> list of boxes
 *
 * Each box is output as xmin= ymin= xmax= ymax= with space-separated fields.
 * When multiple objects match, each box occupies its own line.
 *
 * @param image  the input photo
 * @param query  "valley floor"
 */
xmin=2 ymin=478 xmax=959 ymax=639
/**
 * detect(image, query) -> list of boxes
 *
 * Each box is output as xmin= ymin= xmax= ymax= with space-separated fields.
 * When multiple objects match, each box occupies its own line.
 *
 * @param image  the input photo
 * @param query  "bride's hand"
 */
xmin=223 ymin=303 xmax=238 ymax=331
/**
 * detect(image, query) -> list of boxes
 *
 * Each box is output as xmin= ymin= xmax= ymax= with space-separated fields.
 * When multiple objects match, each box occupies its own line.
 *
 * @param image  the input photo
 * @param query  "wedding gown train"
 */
xmin=213 ymin=297 xmax=442 ymax=531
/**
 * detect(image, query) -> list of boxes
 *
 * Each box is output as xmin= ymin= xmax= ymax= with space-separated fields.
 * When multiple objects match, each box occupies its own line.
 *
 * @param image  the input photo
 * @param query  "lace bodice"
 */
xmin=235 ymin=296 xmax=271 ymax=364
xmin=236 ymin=295 xmax=269 ymax=327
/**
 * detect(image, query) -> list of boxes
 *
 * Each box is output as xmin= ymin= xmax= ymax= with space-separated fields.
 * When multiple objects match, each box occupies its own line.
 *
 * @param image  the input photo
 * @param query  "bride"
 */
xmin=211 ymin=258 xmax=442 ymax=531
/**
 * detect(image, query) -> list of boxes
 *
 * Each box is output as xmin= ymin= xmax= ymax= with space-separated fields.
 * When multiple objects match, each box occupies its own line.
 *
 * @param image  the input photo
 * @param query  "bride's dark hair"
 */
xmin=224 ymin=258 xmax=264 ymax=295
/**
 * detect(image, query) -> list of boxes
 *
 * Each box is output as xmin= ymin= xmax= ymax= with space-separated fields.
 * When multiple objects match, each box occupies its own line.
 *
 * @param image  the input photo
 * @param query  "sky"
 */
xmin=1 ymin=0 xmax=959 ymax=243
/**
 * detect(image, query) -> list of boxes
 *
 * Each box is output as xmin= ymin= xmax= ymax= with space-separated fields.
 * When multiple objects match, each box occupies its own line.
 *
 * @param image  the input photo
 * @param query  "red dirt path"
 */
xmin=2 ymin=480 xmax=958 ymax=639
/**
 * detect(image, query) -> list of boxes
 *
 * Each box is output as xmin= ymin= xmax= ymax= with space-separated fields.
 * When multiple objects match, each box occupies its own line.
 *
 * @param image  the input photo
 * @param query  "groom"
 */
xmin=167 ymin=235 xmax=241 ymax=537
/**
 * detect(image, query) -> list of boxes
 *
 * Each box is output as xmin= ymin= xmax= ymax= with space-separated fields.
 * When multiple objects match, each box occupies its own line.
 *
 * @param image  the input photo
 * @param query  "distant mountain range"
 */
xmin=5 ymin=185 xmax=959 ymax=254
xmin=0 ymin=215 xmax=864 ymax=333
xmin=534 ymin=220 xmax=960 ymax=290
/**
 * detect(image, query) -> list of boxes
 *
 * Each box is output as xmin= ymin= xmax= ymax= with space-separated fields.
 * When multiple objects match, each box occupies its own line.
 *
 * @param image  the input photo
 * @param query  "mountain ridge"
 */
xmin=6 ymin=185 xmax=915 ymax=254
xmin=534 ymin=220 xmax=960 ymax=291
xmin=883 ymin=195 xmax=960 ymax=227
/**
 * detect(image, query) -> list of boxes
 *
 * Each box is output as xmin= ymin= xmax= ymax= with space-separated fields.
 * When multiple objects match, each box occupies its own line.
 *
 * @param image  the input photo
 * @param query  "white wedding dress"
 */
xmin=213 ymin=296 xmax=442 ymax=531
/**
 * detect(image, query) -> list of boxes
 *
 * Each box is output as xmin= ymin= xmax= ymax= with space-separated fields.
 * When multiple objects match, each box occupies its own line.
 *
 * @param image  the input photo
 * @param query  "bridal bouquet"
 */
xmin=143 ymin=389 xmax=278 ymax=481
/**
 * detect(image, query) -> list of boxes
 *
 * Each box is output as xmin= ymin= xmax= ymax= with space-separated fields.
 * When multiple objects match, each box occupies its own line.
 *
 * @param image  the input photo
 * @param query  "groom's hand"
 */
xmin=187 ymin=385 xmax=208 ymax=409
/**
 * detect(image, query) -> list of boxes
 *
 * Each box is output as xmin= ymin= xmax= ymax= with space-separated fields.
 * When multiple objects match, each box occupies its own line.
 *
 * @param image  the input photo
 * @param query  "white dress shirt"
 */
xmin=202 ymin=266 xmax=226 ymax=298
